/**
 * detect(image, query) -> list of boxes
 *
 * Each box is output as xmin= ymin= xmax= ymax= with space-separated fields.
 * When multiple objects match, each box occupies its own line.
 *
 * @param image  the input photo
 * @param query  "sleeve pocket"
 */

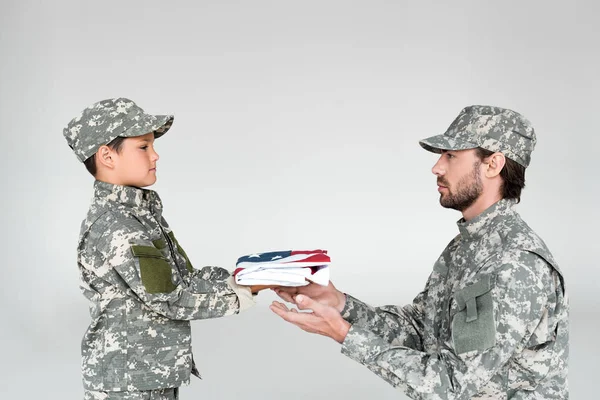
xmin=131 ymin=245 xmax=177 ymax=294
xmin=451 ymin=274 xmax=496 ymax=354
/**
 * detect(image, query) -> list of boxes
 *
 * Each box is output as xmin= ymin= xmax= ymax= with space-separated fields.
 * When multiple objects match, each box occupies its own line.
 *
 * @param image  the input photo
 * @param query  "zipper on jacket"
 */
xmin=159 ymin=224 xmax=186 ymax=278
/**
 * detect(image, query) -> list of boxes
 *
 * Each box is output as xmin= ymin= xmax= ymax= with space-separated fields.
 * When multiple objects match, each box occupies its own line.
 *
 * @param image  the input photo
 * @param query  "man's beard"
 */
xmin=438 ymin=161 xmax=483 ymax=211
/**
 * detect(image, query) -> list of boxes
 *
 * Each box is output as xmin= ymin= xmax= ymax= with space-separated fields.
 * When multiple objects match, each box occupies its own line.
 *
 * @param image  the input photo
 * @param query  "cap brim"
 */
xmin=152 ymin=115 xmax=174 ymax=138
xmin=121 ymin=114 xmax=174 ymax=139
xmin=419 ymin=134 xmax=478 ymax=154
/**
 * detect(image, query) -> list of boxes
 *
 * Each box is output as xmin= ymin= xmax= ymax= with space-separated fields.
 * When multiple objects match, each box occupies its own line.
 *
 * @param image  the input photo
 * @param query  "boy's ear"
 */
xmin=96 ymin=145 xmax=116 ymax=170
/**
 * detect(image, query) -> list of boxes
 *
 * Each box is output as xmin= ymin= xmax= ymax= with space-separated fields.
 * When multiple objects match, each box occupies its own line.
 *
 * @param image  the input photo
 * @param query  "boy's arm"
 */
xmin=185 ymin=265 xmax=256 ymax=313
xmin=95 ymin=217 xmax=255 ymax=321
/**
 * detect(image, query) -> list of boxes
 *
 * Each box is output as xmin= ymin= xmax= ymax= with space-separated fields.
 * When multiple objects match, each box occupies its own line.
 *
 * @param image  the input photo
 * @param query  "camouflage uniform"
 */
xmin=340 ymin=106 xmax=569 ymax=399
xmin=64 ymin=99 xmax=255 ymax=398
xmin=84 ymin=387 xmax=178 ymax=400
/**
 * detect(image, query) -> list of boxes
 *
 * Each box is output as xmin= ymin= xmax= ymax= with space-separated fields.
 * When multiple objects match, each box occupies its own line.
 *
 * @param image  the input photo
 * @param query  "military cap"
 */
xmin=64 ymin=97 xmax=173 ymax=162
xmin=419 ymin=105 xmax=536 ymax=167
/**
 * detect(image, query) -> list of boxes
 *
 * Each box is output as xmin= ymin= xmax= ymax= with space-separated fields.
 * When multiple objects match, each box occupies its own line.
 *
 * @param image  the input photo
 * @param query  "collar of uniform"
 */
xmin=93 ymin=180 xmax=162 ymax=212
xmin=456 ymin=198 xmax=517 ymax=240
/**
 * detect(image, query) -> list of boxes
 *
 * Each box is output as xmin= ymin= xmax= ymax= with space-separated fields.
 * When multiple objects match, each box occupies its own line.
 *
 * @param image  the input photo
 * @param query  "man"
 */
xmin=270 ymin=105 xmax=569 ymax=399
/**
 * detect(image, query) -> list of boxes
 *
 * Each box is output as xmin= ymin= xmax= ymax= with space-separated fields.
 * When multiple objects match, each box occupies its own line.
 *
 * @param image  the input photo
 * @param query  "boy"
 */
xmin=64 ymin=98 xmax=269 ymax=400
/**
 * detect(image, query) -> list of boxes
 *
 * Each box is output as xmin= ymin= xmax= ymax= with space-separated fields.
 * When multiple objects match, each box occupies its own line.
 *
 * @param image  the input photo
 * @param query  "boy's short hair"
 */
xmin=63 ymin=97 xmax=174 ymax=163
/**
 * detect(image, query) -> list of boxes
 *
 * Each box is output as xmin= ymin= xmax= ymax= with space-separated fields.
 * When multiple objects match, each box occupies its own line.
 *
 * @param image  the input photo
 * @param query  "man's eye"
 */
xmin=446 ymin=153 xmax=454 ymax=159
xmin=140 ymin=146 xmax=148 ymax=150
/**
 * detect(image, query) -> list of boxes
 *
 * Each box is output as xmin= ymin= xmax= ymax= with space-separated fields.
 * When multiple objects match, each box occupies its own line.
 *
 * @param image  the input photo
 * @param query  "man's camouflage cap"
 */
xmin=63 ymin=97 xmax=174 ymax=162
xmin=419 ymin=105 xmax=536 ymax=167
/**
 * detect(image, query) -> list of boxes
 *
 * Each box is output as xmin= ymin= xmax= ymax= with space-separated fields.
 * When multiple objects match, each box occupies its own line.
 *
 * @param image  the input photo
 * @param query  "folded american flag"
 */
xmin=233 ymin=250 xmax=331 ymax=287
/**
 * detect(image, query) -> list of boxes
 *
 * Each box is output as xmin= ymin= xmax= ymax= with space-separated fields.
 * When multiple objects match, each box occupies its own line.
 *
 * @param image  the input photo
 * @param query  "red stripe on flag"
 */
xmin=290 ymin=250 xmax=327 ymax=255
xmin=281 ymin=254 xmax=330 ymax=264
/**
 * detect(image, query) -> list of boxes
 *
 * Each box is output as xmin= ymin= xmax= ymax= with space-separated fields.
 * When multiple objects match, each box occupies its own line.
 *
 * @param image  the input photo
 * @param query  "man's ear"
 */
xmin=484 ymin=152 xmax=506 ymax=178
xmin=96 ymin=145 xmax=116 ymax=169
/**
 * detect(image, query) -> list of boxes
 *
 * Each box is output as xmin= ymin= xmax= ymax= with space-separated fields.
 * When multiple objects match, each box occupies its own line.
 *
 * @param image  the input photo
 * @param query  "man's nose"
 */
xmin=432 ymin=155 xmax=445 ymax=176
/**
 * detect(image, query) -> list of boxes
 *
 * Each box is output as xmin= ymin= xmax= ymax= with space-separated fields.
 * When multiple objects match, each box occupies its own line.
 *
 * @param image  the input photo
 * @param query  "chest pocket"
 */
xmin=451 ymin=275 xmax=496 ymax=354
xmin=131 ymin=245 xmax=177 ymax=294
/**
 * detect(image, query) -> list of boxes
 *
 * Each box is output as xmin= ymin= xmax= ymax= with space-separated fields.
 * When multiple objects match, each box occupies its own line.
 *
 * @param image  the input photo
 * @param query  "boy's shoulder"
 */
xmin=79 ymin=208 xmax=149 ymax=254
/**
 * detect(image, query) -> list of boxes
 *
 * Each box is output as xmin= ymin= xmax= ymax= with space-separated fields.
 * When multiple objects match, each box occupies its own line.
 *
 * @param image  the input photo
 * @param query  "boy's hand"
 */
xmin=249 ymin=285 xmax=280 ymax=294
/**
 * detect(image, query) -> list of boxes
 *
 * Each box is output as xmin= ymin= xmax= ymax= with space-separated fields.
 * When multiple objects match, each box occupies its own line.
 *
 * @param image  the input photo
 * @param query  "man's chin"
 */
xmin=439 ymin=194 xmax=450 ymax=207
xmin=439 ymin=196 xmax=459 ymax=210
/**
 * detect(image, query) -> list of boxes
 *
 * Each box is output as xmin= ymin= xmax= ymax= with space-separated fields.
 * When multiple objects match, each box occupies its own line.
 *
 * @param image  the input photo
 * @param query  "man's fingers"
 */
xmin=270 ymin=303 xmax=293 ymax=319
xmin=270 ymin=303 xmax=295 ymax=320
xmin=275 ymin=287 xmax=299 ymax=295
xmin=295 ymin=294 xmax=341 ymax=321
xmin=270 ymin=301 xmax=317 ymax=321
xmin=282 ymin=308 xmax=318 ymax=325
xmin=270 ymin=301 xmax=290 ymax=312
xmin=295 ymin=295 xmax=324 ymax=313
xmin=269 ymin=305 xmax=285 ymax=319
xmin=273 ymin=289 xmax=296 ymax=304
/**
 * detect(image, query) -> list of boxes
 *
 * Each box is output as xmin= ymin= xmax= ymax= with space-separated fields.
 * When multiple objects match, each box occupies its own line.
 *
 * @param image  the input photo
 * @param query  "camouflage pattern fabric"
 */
xmin=77 ymin=180 xmax=254 ymax=392
xmin=419 ymin=105 xmax=536 ymax=167
xmin=64 ymin=98 xmax=174 ymax=162
xmin=84 ymin=387 xmax=178 ymax=400
xmin=340 ymin=199 xmax=568 ymax=399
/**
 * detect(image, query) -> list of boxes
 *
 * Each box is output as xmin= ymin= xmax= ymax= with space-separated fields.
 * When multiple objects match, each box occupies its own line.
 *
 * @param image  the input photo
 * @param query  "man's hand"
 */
xmin=270 ymin=295 xmax=351 ymax=343
xmin=273 ymin=281 xmax=347 ymax=312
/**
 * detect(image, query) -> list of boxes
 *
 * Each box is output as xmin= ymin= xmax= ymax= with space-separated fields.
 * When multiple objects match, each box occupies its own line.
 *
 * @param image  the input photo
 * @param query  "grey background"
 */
xmin=1 ymin=0 xmax=598 ymax=398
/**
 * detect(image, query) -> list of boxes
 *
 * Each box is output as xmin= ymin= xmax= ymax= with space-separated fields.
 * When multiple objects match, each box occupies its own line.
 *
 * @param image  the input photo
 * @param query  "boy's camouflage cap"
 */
xmin=63 ymin=97 xmax=174 ymax=162
xmin=419 ymin=105 xmax=536 ymax=167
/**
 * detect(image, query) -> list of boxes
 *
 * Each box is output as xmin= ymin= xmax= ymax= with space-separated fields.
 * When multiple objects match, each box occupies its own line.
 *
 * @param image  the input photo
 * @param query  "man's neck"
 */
xmin=461 ymin=191 xmax=503 ymax=221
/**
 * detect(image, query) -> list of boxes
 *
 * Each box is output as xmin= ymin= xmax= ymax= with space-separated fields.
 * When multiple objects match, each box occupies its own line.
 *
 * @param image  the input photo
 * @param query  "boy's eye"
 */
xmin=446 ymin=153 xmax=455 ymax=159
xmin=140 ymin=146 xmax=148 ymax=150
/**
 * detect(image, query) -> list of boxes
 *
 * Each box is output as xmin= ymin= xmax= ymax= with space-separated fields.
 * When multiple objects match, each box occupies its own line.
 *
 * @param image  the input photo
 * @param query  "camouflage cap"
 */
xmin=419 ymin=105 xmax=536 ymax=167
xmin=63 ymin=98 xmax=174 ymax=162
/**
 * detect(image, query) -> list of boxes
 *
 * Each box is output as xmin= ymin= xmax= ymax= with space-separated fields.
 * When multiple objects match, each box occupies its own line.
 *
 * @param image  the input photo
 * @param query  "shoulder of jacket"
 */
xmin=479 ymin=247 xmax=552 ymax=290
xmin=496 ymin=214 xmax=560 ymax=270
xmin=79 ymin=210 xmax=148 ymax=251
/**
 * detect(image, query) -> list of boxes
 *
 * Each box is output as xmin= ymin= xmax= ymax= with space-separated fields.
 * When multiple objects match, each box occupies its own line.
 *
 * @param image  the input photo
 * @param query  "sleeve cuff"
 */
xmin=341 ymin=324 xmax=390 ymax=364
xmin=226 ymin=276 xmax=256 ymax=312
xmin=341 ymin=294 xmax=374 ymax=324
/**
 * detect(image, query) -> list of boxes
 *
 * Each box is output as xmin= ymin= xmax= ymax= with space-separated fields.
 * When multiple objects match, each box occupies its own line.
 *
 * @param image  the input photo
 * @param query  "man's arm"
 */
xmin=272 ymin=252 xmax=550 ymax=399
xmin=275 ymin=280 xmax=428 ymax=350
xmin=340 ymin=292 xmax=426 ymax=350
